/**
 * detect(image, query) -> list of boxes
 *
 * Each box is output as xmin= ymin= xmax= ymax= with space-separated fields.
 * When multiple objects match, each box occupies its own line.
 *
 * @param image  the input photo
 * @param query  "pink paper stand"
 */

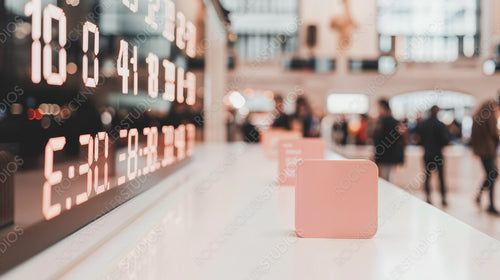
xmin=261 ymin=129 xmax=301 ymax=159
xmin=278 ymin=138 xmax=325 ymax=186
xmin=295 ymin=160 xmax=378 ymax=239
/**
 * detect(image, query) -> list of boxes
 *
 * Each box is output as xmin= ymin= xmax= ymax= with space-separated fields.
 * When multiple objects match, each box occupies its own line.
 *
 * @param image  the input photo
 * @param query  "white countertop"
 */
xmin=3 ymin=143 xmax=500 ymax=280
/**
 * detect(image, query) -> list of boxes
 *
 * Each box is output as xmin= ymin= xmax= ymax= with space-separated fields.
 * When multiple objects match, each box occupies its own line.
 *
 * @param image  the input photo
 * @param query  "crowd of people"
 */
xmin=371 ymin=98 xmax=500 ymax=215
xmin=260 ymin=95 xmax=500 ymax=215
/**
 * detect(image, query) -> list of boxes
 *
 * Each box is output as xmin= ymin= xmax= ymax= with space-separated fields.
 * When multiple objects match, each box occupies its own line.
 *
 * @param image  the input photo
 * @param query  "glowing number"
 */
xmin=143 ymin=127 xmax=159 ymax=174
xmin=162 ymin=59 xmax=175 ymax=101
xmin=77 ymin=134 xmax=93 ymax=205
xmin=94 ymin=132 xmax=109 ymax=195
xmin=82 ymin=21 xmax=99 ymax=88
xmin=43 ymin=137 xmax=65 ymax=220
xmin=117 ymin=130 xmax=128 ymax=185
xmin=145 ymin=0 xmax=161 ymax=29
xmin=162 ymin=125 xmax=174 ymax=166
xmin=176 ymin=12 xmax=186 ymax=50
xmin=163 ymin=0 xmax=175 ymax=41
xmin=25 ymin=0 xmax=67 ymax=85
xmin=117 ymin=40 xmax=130 ymax=94
xmin=131 ymin=45 xmax=138 ymax=95
xmin=177 ymin=67 xmax=185 ymax=103
xmin=146 ymin=53 xmax=159 ymax=98
xmin=122 ymin=0 xmax=138 ymax=13
xmin=175 ymin=125 xmax=186 ymax=161
xmin=186 ymin=124 xmax=195 ymax=156
xmin=118 ymin=40 xmax=138 ymax=95
xmin=127 ymin=128 xmax=139 ymax=180
xmin=186 ymin=21 xmax=196 ymax=58
xmin=185 ymin=72 xmax=196 ymax=105
xmin=25 ymin=0 xmax=42 ymax=83
xmin=43 ymin=4 xmax=67 ymax=85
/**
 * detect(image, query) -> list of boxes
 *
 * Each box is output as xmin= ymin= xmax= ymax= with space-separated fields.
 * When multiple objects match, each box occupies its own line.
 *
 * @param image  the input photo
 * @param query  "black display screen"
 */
xmin=0 ymin=0 xmax=202 ymax=273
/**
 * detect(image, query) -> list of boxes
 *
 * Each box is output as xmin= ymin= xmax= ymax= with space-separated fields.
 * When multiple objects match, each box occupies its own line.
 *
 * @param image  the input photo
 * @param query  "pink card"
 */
xmin=261 ymin=129 xmax=302 ymax=159
xmin=295 ymin=160 xmax=378 ymax=239
xmin=278 ymin=138 xmax=325 ymax=186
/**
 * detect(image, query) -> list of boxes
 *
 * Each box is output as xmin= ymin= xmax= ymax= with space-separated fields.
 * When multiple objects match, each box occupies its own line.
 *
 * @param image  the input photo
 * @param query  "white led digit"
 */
xmin=143 ymin=127 xmax=159 ymax=174
xmin=146 ymin=53 xmax=159 ymax=98
xmin=145 ymin=0 xmax=161 ymax=29
xmin=162 ymin=59 xmax=175 ymax=101
xmin=118 ymin=40 xmax=130 ymax=94
xmin=185 ymin=72 xmax=196 ymax=105
xmin=122 ymin=0 xmax=138 ymax=13
xmin=175 ymin=125 xmax=186 ymax=161
xmin=117 ymin=129 xmax=128 ymax=185
xmin=82 ymin=21 xmax=99 ymax=88
xmin=94 ymin=132 xmax=109 ymax=195
xmin=43 ymin=4 xmax=67 ymax=86
xmin=162 ymin=0 xmax=175 ymax=41
xmin=43 ymin=137 xmax=66 ymax=220
xmin=186 ymin=21 xmax=196 ymax=58
xmin=186 ymin=123 xmax=195 ymax=156
xmin=132 ymin=45 xmax=138 ymax=95
xmin=162 ymin=125 xmax=174 ymax=166
xmin=177 ymin=67 xmax=185 ymax=103
xmin=25 ymin=0 xmax=42 ymax=83
xmin=176 ymin=12 xmax=186 ymax=50
xmin=128 ymin=128 xmax=139 ymax=180
xmin=77 ymin=134 xmax=93 ymax=205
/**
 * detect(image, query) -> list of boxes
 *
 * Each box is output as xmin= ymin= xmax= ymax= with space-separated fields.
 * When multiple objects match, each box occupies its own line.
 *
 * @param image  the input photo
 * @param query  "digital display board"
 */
xmin=0 ymin=0 xmax=202 ymax=273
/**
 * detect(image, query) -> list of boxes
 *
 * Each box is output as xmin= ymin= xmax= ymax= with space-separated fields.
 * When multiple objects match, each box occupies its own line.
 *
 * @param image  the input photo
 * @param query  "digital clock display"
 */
xmin=0 ymin=0 xmax=203 ymax=272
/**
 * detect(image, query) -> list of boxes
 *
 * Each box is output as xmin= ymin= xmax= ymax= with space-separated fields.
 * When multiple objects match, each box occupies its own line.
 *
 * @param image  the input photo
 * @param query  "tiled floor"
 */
xmin=335 ymin=144 xmax=500 ymax=240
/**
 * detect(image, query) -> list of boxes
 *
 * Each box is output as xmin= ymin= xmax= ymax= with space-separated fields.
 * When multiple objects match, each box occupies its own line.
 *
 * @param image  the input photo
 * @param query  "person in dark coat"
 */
xmin=272 ymin=95 xmax=291 ymax=130
xmin=373 ymin=99 xmax=405 ymax=182
xmin=416 ymin=106 xmax=450 ymax=206
xmin=471 ymin=100 xmax=500 ymax=215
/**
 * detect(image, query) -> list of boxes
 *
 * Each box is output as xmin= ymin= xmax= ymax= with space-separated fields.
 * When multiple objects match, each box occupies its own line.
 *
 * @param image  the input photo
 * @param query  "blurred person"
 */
xmin=373 ymin=99 xmax=406 ymax=182
xmin=242 ymin=113 xmax=260 ymax=143
xmin=471 ymin=100 xmax=500 ymax=215
xmin=294 ymin=96 xmax=314 ymax=137
xmin=416 ymin=106 xmax=450 ymax=206
xmin=356 ymin=114 xmax=369 ymax=145
xmin=272 ymin=95 xmax=291 ymax=130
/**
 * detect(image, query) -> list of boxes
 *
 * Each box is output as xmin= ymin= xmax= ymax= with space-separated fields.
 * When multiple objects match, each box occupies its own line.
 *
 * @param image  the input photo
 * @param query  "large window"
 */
xmin=378 ymin=0 xmax=479 ymax=62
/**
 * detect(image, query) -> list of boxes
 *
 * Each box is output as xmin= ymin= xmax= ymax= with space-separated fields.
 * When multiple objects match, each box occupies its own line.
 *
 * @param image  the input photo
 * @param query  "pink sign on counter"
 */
xmin=295 ymin=160 xmax=378 ymax=239
xmin=278 ymin=138 xmax=325 ymax=186
xmin=261 ymin=129 xmax=302 ymax=159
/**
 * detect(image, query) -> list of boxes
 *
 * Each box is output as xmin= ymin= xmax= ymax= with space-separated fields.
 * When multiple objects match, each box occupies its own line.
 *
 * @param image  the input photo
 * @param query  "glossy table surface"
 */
xmin=3 ymin=143 xmax=500 ymax=280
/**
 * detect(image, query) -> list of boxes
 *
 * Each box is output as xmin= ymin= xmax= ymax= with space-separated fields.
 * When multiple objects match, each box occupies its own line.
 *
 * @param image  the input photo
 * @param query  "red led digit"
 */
xmin=185 ymin=72 xmax=196 ymax=105
xmin=127 ymin=128 xmax=139 ymax=180
xmin=82 ymin=21 xmax=99 ymax=88
xmin=186 ymin=21 xmax=197 ymax=58
xmin=162 ymin=125 xmax=175 ymax=167
xmin=42 ymin=137 xmax=66 ymax=220
xmin=146 ymin=53 xmax=159 ymax=99
xmin=25 ymin=0 xmax=67 ymax=85
xmin=162 ymin=59 xmax=175 ymax=101
xmin=94 ymin=132 xmax=109 ymax=195
xmin=145 ymin=0 xmax=161 ymax=29
xmin=175 ymin=125 xmax=186 ymax=161
xmin=25 ymin=0 xmax=42 ymax=84
xmin=186 ymin=124 xmax=196 ymax=156
xmin=42 ymin=4 xmax=67 ymax=85
xmin=163 ymin=0 xmax=175 ymax=42
xmin=118 ymin=40 xmax=130 ymax=94
xmin=176 ymin=12 xmax=186 ymax=50
xmin=117 ymin=129 xmax=128 ymax=185
xmin=177 ymin=67 xmax=185 ymax=103
xmin=77 ymin=134 xmax=93 ymax=205
xmin=122 ymin=0 xmax=138 ymax=13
